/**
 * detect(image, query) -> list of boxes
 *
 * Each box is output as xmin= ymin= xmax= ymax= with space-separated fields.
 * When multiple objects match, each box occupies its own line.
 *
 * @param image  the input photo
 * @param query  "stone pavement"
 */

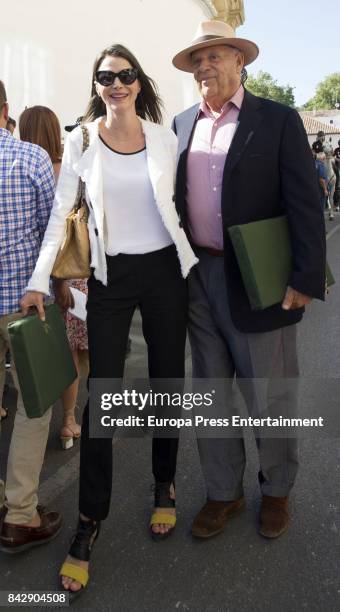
xmin=0 ymin=216 xmax=339 ymax=612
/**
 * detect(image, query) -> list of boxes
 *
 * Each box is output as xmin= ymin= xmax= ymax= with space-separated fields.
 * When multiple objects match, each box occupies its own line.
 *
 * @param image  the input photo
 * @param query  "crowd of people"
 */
xmin=312 ymin=130 xmax=340 ymax=220
xmin=0 ymin=19 xmax=326 ymax=602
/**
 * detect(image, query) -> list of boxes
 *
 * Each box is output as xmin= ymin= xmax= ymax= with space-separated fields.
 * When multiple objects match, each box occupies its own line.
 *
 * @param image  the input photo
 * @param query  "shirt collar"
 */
xmin=198 ymin=84 xmax=244 ymax=119
xmin=0 ymin=127 xmax=12 ymax=139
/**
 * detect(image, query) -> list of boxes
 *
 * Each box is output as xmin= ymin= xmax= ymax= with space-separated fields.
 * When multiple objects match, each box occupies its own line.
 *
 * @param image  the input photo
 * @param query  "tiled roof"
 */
xmin=301 ymin=109 xmax=340 ymax=117
xmin=299 ymin=113 xmax=340 ymax=135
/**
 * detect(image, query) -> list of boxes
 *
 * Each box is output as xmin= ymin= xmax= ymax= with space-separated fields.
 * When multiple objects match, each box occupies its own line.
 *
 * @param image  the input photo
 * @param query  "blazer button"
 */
xmin=94 ymin=228 xmax=98 ymax=236
xmin=179 ymin=220 xmax=183 ymax=228
xmin=172 ymin=194 xmax=175 ymax=202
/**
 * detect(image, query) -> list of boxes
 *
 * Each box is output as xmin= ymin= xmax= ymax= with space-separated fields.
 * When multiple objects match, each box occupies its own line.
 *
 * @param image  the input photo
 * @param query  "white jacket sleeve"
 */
xmin=26 ymin=127 xmax=83 ymax=295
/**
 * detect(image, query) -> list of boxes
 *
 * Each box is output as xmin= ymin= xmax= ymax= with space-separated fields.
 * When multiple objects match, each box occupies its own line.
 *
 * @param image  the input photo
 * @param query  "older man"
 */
xmin=172 ymin=22 xmax=326 ymax=539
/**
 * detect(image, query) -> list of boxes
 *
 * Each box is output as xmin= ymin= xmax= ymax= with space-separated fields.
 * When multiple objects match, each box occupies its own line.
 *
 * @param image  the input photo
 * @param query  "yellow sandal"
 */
xmin=150 ymin=481 xmax=176 ymax=541
xmin=59 ymin=517 xmax=100 ymax=603
xmin=60 ymin=562 xmax=89 ymax=586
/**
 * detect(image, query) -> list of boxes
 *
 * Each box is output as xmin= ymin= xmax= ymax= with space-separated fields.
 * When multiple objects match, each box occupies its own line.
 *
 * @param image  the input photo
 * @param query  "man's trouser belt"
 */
xmin=200 ymin=247 xmax=224 ymax=257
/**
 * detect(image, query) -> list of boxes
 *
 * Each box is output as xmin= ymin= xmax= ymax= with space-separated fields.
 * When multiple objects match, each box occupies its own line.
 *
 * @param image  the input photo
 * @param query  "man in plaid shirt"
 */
xmin=0 ymin=80 xmax=62 ymax=552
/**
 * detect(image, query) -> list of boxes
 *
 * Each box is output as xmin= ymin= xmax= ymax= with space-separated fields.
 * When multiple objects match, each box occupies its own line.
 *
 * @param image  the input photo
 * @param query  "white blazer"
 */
xmin=27 ymin=117 xmax=198 ymax=295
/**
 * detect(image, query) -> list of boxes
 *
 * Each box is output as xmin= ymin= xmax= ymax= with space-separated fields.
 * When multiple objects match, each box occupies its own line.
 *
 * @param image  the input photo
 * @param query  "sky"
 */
xmin=238 ymin=0 xmax=340 ymax=106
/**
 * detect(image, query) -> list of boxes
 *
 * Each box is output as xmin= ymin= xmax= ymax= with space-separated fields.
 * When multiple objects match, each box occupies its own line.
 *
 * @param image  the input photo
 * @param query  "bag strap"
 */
xmin=80 ymin=125 xmax=90 ymax=153
xmin=75 ymin=125 xmax=90 ymax=211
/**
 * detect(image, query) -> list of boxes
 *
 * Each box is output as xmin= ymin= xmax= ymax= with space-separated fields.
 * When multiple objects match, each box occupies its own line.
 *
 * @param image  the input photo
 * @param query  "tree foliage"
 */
xmin=303 ymin=73 xmax=340 ymax=110
xmin=245 ymin=71 xmax=295 ymax=107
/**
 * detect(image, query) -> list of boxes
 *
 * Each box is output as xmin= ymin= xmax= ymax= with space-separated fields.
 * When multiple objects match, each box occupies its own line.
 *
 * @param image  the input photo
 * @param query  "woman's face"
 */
xmin=95 ymin=55 xmax=141 ymax=114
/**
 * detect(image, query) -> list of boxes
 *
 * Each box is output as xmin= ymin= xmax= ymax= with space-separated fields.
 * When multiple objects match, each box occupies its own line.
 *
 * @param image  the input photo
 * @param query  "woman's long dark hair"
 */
xmin=19 ymin=106 xmax=62 ymax=163
xmin=83 ymin=44 xmax=163 ymax=124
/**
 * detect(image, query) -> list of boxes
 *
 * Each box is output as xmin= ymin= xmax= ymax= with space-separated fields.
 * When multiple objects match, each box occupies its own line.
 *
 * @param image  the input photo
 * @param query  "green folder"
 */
xmin=7 ymin=304 xmax=77 ymax=418
xmin=228 ymin=216 xmax=334 ymax=311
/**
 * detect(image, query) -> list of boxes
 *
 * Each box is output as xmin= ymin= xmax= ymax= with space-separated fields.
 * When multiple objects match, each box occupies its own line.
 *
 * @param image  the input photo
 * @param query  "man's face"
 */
xmin=191 ymin=44 xmax=244 ymax=108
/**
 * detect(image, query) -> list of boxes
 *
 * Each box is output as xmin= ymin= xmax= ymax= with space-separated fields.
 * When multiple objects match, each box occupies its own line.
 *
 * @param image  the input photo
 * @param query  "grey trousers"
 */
xmin=188 ymin=251 xmax=299 ymax=500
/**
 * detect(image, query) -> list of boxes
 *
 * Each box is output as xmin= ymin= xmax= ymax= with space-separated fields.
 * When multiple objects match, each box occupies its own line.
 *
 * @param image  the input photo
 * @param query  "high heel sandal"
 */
xmin=59 ymin=517 xmax=101 ymax=603
xmin=150 ymin=481 xmax=176 ymax=542
xmin=60 ymin=405 xmax=81 ymax=450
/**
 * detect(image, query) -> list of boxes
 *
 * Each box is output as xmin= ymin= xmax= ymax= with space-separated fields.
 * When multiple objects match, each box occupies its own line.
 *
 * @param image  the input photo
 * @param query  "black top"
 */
xmin=312 ymin=140 xmax=324 ymax=153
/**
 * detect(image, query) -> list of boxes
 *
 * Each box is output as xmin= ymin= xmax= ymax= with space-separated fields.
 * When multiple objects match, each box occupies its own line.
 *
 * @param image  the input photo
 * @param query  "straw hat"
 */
xmin=172 ymin=20 xmax=259 ymax=72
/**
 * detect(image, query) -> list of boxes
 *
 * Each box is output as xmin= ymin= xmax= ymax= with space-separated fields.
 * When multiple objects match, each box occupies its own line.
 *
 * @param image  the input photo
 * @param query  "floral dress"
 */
xmin=63 ymin=279 xmax=88 ymax=351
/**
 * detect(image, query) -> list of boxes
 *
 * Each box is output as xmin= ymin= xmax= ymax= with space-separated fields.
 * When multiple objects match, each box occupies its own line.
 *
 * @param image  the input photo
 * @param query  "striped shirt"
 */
xmin=0 ymin=128 xmax=55 ymax=314
xmin=186 ymin=85 xmax=244 ymax=249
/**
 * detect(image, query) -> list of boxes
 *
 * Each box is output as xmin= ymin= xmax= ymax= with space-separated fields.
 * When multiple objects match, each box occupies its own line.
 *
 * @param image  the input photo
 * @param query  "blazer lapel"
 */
xmin=176 ymin=104 xmax=199 ymax=159
xmin=140 ymin=119 xmax=164 ymax=196
xmin=222 ymin=90 xmax=263 ymax=187
xmin=176 ymin=105 xmax=199 ymax=210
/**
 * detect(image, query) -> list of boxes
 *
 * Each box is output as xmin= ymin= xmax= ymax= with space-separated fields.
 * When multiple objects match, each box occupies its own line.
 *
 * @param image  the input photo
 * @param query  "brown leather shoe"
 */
xmin=192 ymin=498 xmax=245 ymax=538
xmin=259 ymin=495 xmax=289 ymax=538
xmin=0 ymin=505 xmax=62 ymax=553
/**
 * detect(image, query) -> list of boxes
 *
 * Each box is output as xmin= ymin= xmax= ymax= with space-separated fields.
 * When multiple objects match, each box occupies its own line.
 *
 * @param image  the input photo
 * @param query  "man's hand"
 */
xmin=52 ymin=279 xmax=74 ymax=312
xmin=281 ymin=286 xmax=312 ymax=310
xmin=20 ymin=291 xmax=46 ymax=321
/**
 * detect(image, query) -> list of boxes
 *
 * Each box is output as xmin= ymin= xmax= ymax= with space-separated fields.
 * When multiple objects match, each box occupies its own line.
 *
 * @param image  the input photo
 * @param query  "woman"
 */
xmin=334 ymin=141 xmax=340 ymax=211
xmin=21 ymin=44 xmax=197 ymax=598
xmin=19 ymin=106 xmax=83 ymax=449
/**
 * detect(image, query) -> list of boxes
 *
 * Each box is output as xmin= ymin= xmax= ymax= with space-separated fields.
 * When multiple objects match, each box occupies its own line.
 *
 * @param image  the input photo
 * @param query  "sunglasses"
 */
xmin=95 ymin=68 xmax=138 ymax=86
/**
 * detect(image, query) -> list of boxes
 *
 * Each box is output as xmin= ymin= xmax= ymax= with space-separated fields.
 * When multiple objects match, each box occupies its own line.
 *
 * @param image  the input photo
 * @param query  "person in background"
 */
xmin=315 ymin=152 xmax=329 ymax=212
xmin=333 ymin=139 xmax=340 ymax=212
xmin=19 ymin=106 xmax=84 ymax=449
xmin=312 ymin=130 xmax=325 ymax=155
xmin=323 ymin=138 xmax=336 ymax=220
xmin=5 ymin=116 xmax=16 ymax=134
xmin=0 ymin=81 xmax=61 ymax=551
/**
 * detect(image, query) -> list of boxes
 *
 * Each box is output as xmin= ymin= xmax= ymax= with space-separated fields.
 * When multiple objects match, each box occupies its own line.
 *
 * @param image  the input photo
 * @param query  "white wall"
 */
xmin=1 ymin=0 xmax=213 ymax=136
xmin=317 ymin=115 xmax=340 ymax=129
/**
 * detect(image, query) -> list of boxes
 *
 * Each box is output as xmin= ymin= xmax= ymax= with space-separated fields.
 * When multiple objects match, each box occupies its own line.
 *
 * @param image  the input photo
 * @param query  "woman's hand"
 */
xmin=20 ymin=291 xmax=46 ymax=321
xmin=52 ymin=279 xmax=75 ymax=311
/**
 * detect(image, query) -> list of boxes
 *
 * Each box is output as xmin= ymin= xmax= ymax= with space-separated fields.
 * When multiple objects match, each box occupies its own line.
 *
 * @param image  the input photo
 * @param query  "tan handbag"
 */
xmin=51 ymin=125 xmax=91 ymax=279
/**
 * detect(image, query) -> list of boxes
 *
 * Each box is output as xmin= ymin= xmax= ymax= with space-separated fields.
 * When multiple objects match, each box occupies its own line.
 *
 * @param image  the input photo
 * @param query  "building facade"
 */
xmin=199 ymin=0 xmax=245 ymax=26
xmin=1 ymin=0 xmax=245 ymax=134
xmin=299 ymin=113 xmax=340 ymax=148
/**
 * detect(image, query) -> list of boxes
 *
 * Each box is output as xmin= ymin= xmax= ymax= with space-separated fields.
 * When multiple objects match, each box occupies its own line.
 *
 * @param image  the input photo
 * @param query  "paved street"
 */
xmin=0 ymin=215 xmax=339 ymax=612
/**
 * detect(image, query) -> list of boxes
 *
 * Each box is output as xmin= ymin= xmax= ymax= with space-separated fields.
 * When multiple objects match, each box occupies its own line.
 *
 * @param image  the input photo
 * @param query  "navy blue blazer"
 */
xmin=172 ymin=89 xmax=326 ymax=333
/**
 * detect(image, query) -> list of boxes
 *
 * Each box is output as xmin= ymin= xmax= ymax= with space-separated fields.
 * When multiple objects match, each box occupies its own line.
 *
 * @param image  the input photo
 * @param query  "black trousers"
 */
xmin=79 ymin=245 xmax=187 ymax=520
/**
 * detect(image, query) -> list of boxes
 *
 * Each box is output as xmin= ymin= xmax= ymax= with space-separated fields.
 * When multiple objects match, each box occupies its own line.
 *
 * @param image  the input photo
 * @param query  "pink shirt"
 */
xmin=186 ymin=85 xmax=244 ymax=249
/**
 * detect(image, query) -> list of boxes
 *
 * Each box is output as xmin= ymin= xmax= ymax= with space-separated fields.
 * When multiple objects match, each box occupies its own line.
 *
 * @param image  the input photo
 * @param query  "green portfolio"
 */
xmin=228 ymin=216 xmax=333 ymax=311
xmin=8 ymin=304 xmax=77 ymax=418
